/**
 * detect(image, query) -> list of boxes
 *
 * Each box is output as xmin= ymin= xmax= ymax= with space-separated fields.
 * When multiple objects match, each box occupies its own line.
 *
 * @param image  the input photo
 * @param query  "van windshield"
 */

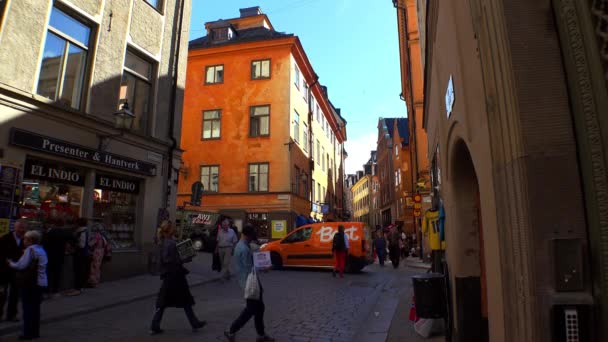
xmin=282 ymin=227 xmax=312 ymax=244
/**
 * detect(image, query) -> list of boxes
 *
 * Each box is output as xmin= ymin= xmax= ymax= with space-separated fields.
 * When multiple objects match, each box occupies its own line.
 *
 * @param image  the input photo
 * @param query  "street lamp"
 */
xmin=97 ymin=101 xmax=135 ymax=151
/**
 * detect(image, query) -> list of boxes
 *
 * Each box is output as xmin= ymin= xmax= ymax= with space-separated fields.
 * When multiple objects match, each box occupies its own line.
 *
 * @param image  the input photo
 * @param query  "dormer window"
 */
xmin=212 ymin=27 xmax=233 ymax=41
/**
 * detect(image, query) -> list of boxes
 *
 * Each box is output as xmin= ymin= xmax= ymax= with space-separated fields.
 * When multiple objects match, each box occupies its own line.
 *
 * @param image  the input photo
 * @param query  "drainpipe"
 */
xmin=166 ymin=0 xmax=186 ymax=210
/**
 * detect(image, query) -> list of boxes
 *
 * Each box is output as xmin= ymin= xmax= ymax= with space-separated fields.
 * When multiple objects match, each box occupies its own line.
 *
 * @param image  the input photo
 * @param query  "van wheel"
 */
xmin=192 ymin=238 xmax=204 ymax=252
xmin=271 ymin=252 xmax=283 ymax=270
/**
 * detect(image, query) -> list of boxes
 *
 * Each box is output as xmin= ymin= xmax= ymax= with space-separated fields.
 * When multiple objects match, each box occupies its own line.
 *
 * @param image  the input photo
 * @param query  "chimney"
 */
xmin=240 ymin=7 xmax=262 ymax=18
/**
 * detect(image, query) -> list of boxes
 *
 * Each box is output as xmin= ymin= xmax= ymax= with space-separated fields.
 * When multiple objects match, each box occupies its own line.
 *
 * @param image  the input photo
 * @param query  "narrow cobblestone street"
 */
xmin=0 ymin=260 xmax=440 ymax=342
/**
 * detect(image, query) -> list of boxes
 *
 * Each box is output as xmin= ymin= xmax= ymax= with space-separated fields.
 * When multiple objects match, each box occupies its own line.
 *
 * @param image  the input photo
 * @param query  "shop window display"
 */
xmin=247 ymin=213 xmax=269 ymax=240
xmin=21 ymin=180 xmax=83 ymax=230
xmin=93 ymin=189 xmax=137 ymax=249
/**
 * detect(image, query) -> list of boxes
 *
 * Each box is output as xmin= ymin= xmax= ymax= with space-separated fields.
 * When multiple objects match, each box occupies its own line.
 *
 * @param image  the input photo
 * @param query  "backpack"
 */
xmin=332 ymin=232 xmax=346 ymax=251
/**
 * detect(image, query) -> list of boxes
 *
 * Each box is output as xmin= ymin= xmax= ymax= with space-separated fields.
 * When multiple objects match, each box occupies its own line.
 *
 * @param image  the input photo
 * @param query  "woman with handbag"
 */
xmin=7 ymin=229 xmax=48 ymax=340
xmin=224 ymin=224 xmax=274 ymax=342
xmin=149 ymin=220 xmax=206 ymax=335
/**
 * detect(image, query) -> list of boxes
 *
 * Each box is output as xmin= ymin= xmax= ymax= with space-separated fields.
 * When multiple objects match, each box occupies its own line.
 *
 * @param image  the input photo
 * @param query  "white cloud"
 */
xmin=344 ymin=133 xmax=377 ymax=175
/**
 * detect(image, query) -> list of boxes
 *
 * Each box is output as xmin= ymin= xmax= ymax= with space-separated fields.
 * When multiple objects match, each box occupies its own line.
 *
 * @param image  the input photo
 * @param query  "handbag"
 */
xmin=243 ymin=267 xmax=260 ymax=300
xmin=15 ymin=254 xmax=38 ymax=289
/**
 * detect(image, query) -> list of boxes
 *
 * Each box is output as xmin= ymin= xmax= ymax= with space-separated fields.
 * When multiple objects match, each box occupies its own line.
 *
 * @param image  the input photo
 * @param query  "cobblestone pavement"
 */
xmin=0 ymin=263 xmax=438 ymax=342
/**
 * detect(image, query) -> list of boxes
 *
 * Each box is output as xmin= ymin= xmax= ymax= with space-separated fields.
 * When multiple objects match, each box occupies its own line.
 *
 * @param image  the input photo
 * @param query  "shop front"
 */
xmin=2 ymin=127 xmax=166 ymax=280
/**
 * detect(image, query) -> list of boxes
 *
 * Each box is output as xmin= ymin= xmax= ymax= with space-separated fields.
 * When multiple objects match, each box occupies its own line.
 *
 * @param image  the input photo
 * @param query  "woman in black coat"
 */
xmin=149 ymin=220 xmax=206 ymax=335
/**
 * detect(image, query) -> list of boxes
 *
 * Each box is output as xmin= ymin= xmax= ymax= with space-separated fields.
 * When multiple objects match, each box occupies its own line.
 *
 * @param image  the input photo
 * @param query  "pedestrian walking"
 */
xmin=65 ymin=218 xmax=92 ymax=296
xmin=216 ymin=216 xmax=238 ymax=280
xmin=331 ymin=225 xmax=349 ymax=277
xmin=372 ymin=230 xmax=387 ymax=266
xmin=388 ymin=225 xmax=401 ymax=268
xmin=149 ymin=220 xmax=205 ymax=335
xmin=8 ymin=229 xmax=48 ymax=340
xmin=0 ymin=219 xmax=26 ymax=322
xmin=87 ymin=224 xmax=112 ymax=287
xmin=224 ymin=224 xmax=274 ymax=342
xmin=41 ymin=219 xmax=67 ymax=297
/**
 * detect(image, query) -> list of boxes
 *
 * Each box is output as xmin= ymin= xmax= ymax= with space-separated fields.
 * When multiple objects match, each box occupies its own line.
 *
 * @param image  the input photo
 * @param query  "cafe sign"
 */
xmin=10 ymin=129 xmax=157 ymax=176
xmin=95 ymin=173 xmax=139 ymax=194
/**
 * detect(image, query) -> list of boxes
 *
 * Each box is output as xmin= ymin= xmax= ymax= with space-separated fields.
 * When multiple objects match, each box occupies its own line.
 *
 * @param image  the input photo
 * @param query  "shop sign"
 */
xmin=95 ymin=174 xmax=139 ymax=194
xmin=311 ymin=203 xmax=319 ymax=213
xmin=0 ymin=218 xmax=9 ymax=237
xmin=445 ymin=75 xmax=455 ymax=118
xmin=189 ymin=213 xmax=212 ymax=225
xmin=413 ymin=193 xmax=422 ymax=217
xmin=271 ymin=220 xmax=287 ymax=239
xmin=24 ymin=158 xmax=85 ymax=186
xmin=321 ymin=204 xmax=330 ymax=214
xmin=10 ymin=129 xmax=157 ymax=176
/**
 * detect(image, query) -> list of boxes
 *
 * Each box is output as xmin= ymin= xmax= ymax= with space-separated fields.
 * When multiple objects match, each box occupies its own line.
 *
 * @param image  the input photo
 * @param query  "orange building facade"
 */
xmin=391 ymin=118 xmax=415 ymax=233
xmin=179 ymin=7 xmax=346 ymax=240
xmin=394 ymin=0 xmax=430 ymax=195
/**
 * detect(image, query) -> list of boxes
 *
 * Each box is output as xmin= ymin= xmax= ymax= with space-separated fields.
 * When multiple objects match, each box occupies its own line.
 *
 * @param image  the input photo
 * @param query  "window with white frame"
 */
xmin=202 ymin=109 xmax=221 ymax=139
xmin=303 ymin=123 xmax=309 ymax=152
xmin=249 ymin=163 xmax=269 ymax=192
xmin=303 ymin=83 xmax=309 ymax=102
xmin=145 ymin=0 xmax=163 ymax=11
xmin=316 ymin=140 xmax=320 ymax=164
xmin=294 ymin=65 xmax=300 ymax=89
xmin=395 ymin=145 xmax=399 ymax=156
xmin=200 ymin=165 xmax=219 ymax=192
xmin=316 ymin=104 xmax=320 ymax=122
xmin=121 ymin=50 xmax=153 ymax=133
xmin=395 ymin=170 xmax=401 ymax=187
xmin=37 ymin=7 xmax=91 ymax=110
xmin=205 ymin=64 xmax=223 ymax=84
xmin=251 ymin=59 xmax=270 ymax=79
xmin=293 ymin=110 xmax=300 ymax=143
xmin=322 ymin=147 xmax=326 ymax=171
xmin=250 ymin=105 xmax=270 ymax=137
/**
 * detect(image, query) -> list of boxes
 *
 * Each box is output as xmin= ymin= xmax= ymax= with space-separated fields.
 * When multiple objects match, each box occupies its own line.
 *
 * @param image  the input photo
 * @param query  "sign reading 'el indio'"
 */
xmin=95 ymin=174 xmax=139 ymax=194
xmin=24 ymin=158 xmax=85 ymax=186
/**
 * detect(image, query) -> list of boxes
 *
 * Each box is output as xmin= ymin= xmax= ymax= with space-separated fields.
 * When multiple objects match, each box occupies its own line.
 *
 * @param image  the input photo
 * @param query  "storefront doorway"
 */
xmin=448 ymin=139 xmax=488 ymax=342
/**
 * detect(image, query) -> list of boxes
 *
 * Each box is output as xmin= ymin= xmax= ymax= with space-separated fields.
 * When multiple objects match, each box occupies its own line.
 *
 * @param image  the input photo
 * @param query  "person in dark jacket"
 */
xmin=149 ymin=220 xmax=206 ymax=335
xmin=372 ymin=230 xmax=387 ymax=267
xmin=331 ymin=225 xmax=350 ymax=278
xmin=41 ymin=219 xmax=67 ymax=296
xmin=0 ymin=219 xmax=26 ymax=322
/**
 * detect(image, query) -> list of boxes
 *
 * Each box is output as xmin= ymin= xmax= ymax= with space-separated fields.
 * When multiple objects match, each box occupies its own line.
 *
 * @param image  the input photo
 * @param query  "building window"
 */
xmin=250 ymin=105 xmax=270 ymax=137
xmin=293 ymin=166 xmax=300 ymax=195
xmin=322 ymin=147 xmax=326 ymax=171
xmin=212 ymin=27 xmax=233 ymax=41
xmin=251 ymin=59 xmax=270 ymax=79
xmin=317 ymin=182 xmax=321 ymax=202
xmin=395 ymin=170 xmax=401 ymax=187
xmin=121 ymin=50 xmax=153 ymax=133
xmin=144 ymin=0 xmax=163 ymax=11
xmin=303 ymin=123 xmax=309 ymax=152
xmin=395 ymin=145 xmax=399 ymax=156
xmin=249 ymin=163 xmax=269 ymax=192
xmin=293 ymin=110 xmax=300 ymax=143
xmin=36 ymin=7 xmax=91 ymax=110
xmin=316 ymin=140 xmax=320 ymax=164
xmin=202 ymin=109 xmax=221 ymax=139
xmin=303 ymin=83 xmax=309 ymax=102
xmin=247 ymin=213 xmax=269 ymax=239
xmin=294 ymin=65 xmax=300 ymax=89
xmin=205 ymin=65 xmax=224 ymax=84
xmin=200 ymin=165 xmax=219 ymax=192
xmin=316 ymin=104 xmax=320 ymax=123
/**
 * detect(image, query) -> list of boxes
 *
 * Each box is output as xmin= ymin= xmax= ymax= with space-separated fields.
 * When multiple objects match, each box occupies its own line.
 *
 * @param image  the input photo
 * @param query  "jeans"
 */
xmin=229 ymin=298 xmax=266 ymax=336
xmin=21 ymin=286 xmax=42 ymax=338
xmin=150 ymin=305 xmax=199 ymax=330
xmin=0 ymin=278 xmax=19 ymax=319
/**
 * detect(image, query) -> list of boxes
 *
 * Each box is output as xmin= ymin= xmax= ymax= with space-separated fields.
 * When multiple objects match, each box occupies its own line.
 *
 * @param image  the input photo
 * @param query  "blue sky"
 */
xmin=189 ymin=0 xmax=406 ymax=174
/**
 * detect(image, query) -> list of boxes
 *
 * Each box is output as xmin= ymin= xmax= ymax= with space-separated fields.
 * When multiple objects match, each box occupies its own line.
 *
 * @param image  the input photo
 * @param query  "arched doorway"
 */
xmin=447 ymin=139 xmax=488 ymax=341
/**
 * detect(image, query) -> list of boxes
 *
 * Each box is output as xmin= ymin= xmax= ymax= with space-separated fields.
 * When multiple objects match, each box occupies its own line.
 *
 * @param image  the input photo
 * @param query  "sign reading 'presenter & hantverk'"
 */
xmin=9 ymin=129 xmax=156 ymax=176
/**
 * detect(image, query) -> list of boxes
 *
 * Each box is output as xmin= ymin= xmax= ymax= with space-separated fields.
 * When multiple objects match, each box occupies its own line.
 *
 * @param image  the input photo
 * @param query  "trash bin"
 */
xmin=412 ymin=273 xmax=447 ymax=319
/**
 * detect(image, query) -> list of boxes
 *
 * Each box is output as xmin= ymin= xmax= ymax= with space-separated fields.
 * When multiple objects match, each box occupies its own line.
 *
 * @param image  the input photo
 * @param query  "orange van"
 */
xmin=260 ymin=222 xmax=373 ymax=272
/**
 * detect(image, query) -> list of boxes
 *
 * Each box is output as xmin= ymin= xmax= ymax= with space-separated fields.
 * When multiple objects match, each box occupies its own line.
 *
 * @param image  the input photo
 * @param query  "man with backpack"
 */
xmin=331 ymin=225 xmax=349 ymax=278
